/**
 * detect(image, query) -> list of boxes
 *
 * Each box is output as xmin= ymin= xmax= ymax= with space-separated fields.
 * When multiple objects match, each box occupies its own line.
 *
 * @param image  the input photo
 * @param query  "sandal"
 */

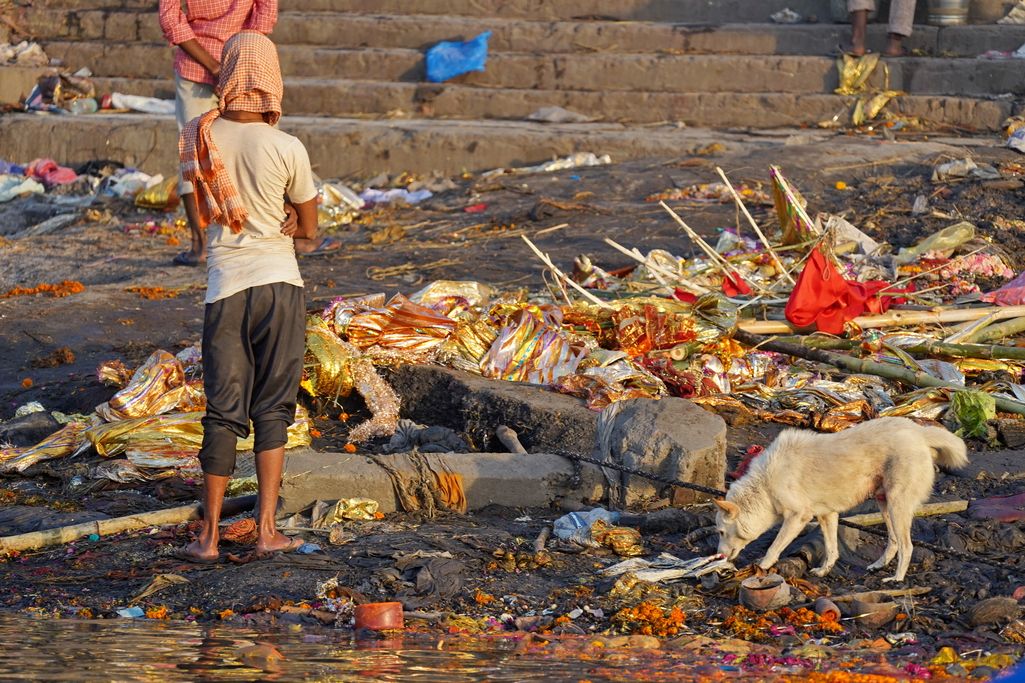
xmin=297 ymin=237 xmax=341 ymax=258
xmin=172 ymin=250 xmax=205 ymax=267
xmin=172 ymin=547 xmax=221 ymax=564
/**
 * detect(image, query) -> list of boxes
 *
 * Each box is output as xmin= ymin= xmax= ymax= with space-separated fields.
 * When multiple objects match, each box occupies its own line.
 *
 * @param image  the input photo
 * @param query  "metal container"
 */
xmin=928 ymin=0 xmax=970 ymax=25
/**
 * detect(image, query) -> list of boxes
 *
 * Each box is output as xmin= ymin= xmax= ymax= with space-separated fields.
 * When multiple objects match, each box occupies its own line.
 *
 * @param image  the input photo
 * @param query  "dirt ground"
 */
xmin=2 ymin=129 xmax=1025 ymax=674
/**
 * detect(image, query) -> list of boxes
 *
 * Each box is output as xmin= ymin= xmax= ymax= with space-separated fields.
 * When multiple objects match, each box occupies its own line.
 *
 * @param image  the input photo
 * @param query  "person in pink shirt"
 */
xmin=159 ymin=0 xmax=339 ymax=265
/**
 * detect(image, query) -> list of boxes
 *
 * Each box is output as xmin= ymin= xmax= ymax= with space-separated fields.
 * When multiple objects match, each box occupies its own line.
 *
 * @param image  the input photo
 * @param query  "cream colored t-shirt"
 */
xmin=204 ymin=118 xmax=317 ymax=304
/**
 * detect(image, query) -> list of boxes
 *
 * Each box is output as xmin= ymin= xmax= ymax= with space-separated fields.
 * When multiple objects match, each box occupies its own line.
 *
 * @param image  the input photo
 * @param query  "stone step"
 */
xmin=29 ymin=0 xmax=832 ymax=23
xmin=69 ymin=45 xmax=1025 ymax=97
xmin=0 ymin=112 xmax=794 ymax=177
xmin=26 ymin=7 xmax=1025 ymax=57
xmin=25 ymin=66 xmax=1017 ymax=129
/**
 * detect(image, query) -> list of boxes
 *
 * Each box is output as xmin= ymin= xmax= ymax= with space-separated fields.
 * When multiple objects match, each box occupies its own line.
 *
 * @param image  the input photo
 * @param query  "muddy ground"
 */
xmin=2 ymin=129 xmax=1025 ymax=672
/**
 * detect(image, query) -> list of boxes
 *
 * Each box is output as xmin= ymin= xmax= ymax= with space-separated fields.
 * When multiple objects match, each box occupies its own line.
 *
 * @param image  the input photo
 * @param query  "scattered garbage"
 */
xmin=0 ymin=41 xmax=50 ymax=67
xmin=109 ymin=93 xmax=176 ymax=115
xmin=425 ymin=31 xmax=491 ymax=83
xmin=769 ymin=8 xmax=802 ymax=23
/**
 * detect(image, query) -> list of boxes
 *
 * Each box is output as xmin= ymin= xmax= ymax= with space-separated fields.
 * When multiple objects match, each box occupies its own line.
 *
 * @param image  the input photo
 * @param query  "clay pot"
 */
xmin=814 ymin=597 xmax=842 ymax=622
xmin=354 ymin=602 xmax=404 ymax=631
xmin=739 ymin=574 xmax=791 ymax=612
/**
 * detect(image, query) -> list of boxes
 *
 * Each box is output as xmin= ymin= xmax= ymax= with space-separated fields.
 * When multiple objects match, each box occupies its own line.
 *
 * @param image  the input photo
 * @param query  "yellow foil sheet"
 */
xmin=0 ymin=421 xmax=90 ymax=473
xmin=100 ymin=350 xmax=186 ymax=420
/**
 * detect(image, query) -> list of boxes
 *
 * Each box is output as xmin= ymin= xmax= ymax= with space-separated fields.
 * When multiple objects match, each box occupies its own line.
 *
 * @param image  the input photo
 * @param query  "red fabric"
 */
xmin=722 ymin=270 xmax=752 ymax=297
xmin=981 ymin=270 xmax=1025 ymax=306
xmin=785 ymin=248 xmax=909 ymax=334
xmin=26 ymin=158 xmax=77 ymax=186
xmin=672 ymin=287 xmax=697 ymax=303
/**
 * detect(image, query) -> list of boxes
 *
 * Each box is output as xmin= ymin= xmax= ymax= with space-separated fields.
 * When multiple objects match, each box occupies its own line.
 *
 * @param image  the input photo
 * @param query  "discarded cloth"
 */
xmin=26 ymin=158 xmax=78 ymax=186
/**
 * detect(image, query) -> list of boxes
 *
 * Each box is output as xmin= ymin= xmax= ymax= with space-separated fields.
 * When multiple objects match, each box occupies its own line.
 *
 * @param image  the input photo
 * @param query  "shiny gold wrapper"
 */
xmin=410 ymin=280 xmax=493 ymax=309
xmin=555 ymin=360 xmax=666 ymax=410
xmin=346 ymin=294 xmax=457 ymax=352
xmin=134 ymin=177 xmax=179 ymax=210
xmin=86 ymin=408 xmax=311 ymax=459
xmin=303 ymin=317 xmax=354 ymax=400
xmin=437 ymin=319 xmax=499 ymax=373
xmin=835 ymin=52 xmax=880 ymax=96
xmin=592 ymin=519 xmax=645 ymax=557
xmin=0 ymin=421 xmax=90 ymax=473
xmin=100 ymin=350 xmax=186 ymax=421
xmin=480 ymin=308 xmax=584 ymax=384
xmin=96 ymin=359 xmax=133 ymax=388
xmin=310 ymin=498 xmax=380 ymax=527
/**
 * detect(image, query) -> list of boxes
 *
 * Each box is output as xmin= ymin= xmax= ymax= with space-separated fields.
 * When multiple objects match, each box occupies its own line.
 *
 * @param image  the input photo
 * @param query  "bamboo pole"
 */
xmin=0 ymin=495 xmax=257 ymax=554
xmin=733 ymin=329 xmax=1025 ymax=416
xmin=771 ymin=335 xmax=1025 ymax=361
xmin=715 ymin=167 xmax=796 ymax=285
xmin=968 ymin=316 xmax=1025 ymax=344
xmin=841 ymin=500 xmax=968 ymax=527
xmin=737 ymin=304 xmax=1025 ymax=335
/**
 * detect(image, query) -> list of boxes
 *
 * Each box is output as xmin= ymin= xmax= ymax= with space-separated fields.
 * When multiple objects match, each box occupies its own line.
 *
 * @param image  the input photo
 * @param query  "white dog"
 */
xmin=714 ymin=417 xmax=967 ymax=582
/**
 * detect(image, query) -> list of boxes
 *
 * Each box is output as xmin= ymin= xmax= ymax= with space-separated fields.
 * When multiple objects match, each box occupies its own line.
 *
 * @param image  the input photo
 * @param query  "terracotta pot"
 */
xmin=354 ymin=602 xmax=404 ymax=631
xmin=814 ymin=597 xmax=842 ymax=621
xmin=739 ymin=574 xmax=791 ymax=612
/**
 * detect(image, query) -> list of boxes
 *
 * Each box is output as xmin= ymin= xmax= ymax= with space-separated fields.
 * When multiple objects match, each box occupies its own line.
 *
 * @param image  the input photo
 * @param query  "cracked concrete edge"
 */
xmin=279 ymin=449 xmax=608 ymax=514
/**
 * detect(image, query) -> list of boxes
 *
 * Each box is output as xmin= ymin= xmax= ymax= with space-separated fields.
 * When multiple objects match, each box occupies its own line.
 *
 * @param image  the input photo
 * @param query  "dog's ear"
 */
xmin=714 ymin=499 xmax=740 ymax=520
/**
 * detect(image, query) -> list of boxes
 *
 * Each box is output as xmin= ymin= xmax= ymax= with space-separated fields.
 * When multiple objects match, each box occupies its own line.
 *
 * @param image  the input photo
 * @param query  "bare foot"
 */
xmin=883 ymin=34 xmax=907 ymax=57
xmin=255 ymin=532 xmax=302 ymax=555
xmin=294 ymin=236 xmax=340 ymax=256
xmin=173 ymin=250 xmax=206 ymax=267
xmin=179 ymin=537 xmax=219 ymax=563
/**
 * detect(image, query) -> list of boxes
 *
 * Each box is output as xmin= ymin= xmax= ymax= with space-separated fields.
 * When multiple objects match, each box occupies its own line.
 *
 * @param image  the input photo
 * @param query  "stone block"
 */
xmin=603 ymin=398 xmax=727 ymax=506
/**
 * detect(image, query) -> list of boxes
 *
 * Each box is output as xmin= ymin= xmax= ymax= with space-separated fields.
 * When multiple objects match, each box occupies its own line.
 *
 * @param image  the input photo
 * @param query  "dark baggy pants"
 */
xmin=199 ymin=282 xmax=305 ymax=476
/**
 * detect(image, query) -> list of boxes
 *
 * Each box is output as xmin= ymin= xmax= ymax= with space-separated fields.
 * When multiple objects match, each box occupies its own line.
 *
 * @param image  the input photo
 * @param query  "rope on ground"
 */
xmin=551 ymin=449 xmax=1019 ymax=575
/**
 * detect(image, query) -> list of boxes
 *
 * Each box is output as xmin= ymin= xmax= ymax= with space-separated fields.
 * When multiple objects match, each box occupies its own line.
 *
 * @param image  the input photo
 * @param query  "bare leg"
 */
xmin=867 ymin=499 xmax=898 ymax=571
xmin=849 ymin=10 xmax=869 ymax=56
xmin=811 ymin=512 xmax=840 ymax=577
xmin=185 ymin=472 xmax=229 ymax=560
xmin=253 ymin=446 xmax=297 ymax=553
xmin=883 ymin=500 xmax=915 ymax=583
xmin=759 ymin=513 xmax=812 ymax=570
xmin=883 ymin=32 xmax=906 ymax=57
xmin=180 ymin=192 xmax=208 ymax=264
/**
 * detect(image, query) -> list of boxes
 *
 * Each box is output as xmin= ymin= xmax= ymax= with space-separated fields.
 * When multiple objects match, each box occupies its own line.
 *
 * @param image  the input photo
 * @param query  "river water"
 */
xmin=0 ymin=613 xmax=681 ymax=682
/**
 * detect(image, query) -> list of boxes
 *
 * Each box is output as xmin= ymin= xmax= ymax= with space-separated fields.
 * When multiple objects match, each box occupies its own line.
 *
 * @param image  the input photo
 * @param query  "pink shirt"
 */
xmin=158 ymin=0 xmax=277 ymax=85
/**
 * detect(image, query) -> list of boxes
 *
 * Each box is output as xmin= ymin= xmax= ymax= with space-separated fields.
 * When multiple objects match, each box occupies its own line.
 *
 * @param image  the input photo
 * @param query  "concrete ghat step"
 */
xmin=0 ymin=113 xmax=807 ymax=177
xmin=31 ymin=0 xmax=829 ymax=23
xmin=0 ymin=103 xmax=1009 ymax=179
xmin=27 ymin=8 xmax=1025 ymax=57
xmin=89 ymin=75 xmax=1013 ymax=127
xmin=80 ymin=48 xmax=1025 ymax=97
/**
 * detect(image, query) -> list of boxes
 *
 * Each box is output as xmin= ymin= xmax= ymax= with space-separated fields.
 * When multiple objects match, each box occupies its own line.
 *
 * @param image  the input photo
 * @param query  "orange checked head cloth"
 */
xmin=179 ymin=31 xmax=284 ymax=233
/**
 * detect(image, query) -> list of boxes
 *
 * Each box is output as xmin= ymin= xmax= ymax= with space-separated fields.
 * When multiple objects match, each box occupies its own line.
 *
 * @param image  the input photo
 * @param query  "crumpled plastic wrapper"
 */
xmin=949 ymin=390 xmax=996 ymax=439
xmin=410 ymin=280 xmax=493 ymax=310
xmin=339 ymin=294 xmax=458 ymax=353
xmin=309 ymin=498 xmax=380 ymax=527
xmin=96 ymin=350 xmax=187 ymax=421
xmin=134 ymin=177 xmax=179 ymax=211
xmin=592 ymin=519 xmax=645 ymax=557
xmin=0 ymin=421 xmax=90 ymax=473
xmin=83 ymin=408 xmax=311 ymax=459
xmin=480 ymin=307 xmax=585 ymax=384
xmin=771 ymin=166 xmax=818 ymax=245
xmin=91 ymin=459 xmax=181 ymax=484
xmin=555 ymin=353 xmax=667 ymax=410
xmin=303 ymin=317 xmax=355 ymax=400
xmin=437 ymin=319 xmax=499 ymax=373
xmin=96 ymin=359 xmax=133 ymax=388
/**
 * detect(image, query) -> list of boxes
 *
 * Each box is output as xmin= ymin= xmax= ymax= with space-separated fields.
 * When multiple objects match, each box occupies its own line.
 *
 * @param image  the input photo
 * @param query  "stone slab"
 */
xmin=279 ymin=448 xmax=606 ymax=514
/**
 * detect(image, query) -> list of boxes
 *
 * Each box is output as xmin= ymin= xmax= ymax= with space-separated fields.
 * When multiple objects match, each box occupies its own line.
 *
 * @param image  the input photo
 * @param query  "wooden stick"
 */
xmin=521 ymin=235 xmax=612 ymax=309
xmin=534 ymin=222 xmax=570 ymax=236
xmin=0 ymin=495 xmax=257 ymax=554
xmin=533 ymin=525 xmax=552 ymax=553
xmin=603 ymin=237 xmax=710 ymax=295
xmin=841 ymin=500 xmax=968 ymax=527
xmin=733 ymin=329 xmax=1025 ymax=415
xmin=716 ymin=167 xmax=796 ymax=285
xmin=831 ymin=587 xmax=932 ymax=602
xmin=658 ymin=201 xmax=734 ymax=273
xmin=738 ymin=304 xmax=1025 ymax=335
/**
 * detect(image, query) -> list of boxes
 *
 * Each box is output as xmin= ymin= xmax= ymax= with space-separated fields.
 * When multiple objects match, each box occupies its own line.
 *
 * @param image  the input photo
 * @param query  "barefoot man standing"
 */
xmin=177 ymin=31 xmax=317 ymax=562
xmin=848 ymin=0 xmax=917 ymax=57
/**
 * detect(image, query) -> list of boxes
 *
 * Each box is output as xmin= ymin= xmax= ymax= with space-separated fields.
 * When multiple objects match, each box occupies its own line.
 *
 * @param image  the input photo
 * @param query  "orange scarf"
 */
xmin=178 ymin=31 xmax=283 ymax=233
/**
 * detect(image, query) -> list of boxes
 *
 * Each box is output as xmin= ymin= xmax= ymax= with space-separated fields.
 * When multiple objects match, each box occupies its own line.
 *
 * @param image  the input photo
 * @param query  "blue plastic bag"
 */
xmin=425 ymin=31 xmax=491 ymax=83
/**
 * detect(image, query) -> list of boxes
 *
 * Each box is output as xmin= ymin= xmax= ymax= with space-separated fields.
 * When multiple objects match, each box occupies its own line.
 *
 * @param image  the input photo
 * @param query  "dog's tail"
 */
xmin=922 ymin=423 xmax=969 ymax=470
